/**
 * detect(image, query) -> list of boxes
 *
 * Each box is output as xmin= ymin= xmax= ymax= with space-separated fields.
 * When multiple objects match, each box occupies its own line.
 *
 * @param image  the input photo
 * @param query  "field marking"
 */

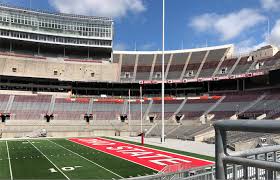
xmin=6 ymin=141 xmax=13 ymax=180
xmin=47 ymin=139 xmax=124 ymax=179
xmin=27 ymin=140 xmax=70 ymax=180
xmin=102 ymin=137 xmax=214 ymax=163
xmin=68 ymin=138 xmax=161 ymax=172
xmin=69 ymin=137 xmax=213 ymax=172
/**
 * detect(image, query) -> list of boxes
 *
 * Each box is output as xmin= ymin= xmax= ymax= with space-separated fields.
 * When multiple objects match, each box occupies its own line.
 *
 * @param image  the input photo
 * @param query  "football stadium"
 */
xmin=1 ymin=0 xmax=280 ymax=179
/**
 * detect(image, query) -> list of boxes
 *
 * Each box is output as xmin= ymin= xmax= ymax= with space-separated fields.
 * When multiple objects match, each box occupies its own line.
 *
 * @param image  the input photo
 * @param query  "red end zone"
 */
xmin=69 ymin=137 xmax=213 ymax=172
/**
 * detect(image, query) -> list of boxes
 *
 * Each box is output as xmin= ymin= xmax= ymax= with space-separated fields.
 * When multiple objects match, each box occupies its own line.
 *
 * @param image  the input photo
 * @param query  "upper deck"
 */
xmin=0 ymin=4 xmax=113 ymax=48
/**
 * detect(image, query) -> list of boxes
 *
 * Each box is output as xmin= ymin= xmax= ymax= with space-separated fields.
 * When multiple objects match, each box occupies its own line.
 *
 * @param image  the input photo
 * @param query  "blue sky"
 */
xmin=1 ymin=0 xmax=280 ymax=54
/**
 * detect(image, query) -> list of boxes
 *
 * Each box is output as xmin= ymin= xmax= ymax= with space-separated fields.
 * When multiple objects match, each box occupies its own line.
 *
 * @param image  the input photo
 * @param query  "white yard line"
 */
xmin=27 ymin=140 xmax=70 ymax=180
xmin=5 ymin=141 xmax=13 ymax=180
xmin=48 ymin=139 xmax=124 ymax=179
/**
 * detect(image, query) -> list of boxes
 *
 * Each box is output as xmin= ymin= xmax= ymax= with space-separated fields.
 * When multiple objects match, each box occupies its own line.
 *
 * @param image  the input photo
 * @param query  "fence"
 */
xmin=214 ymin=120 xmax=280 ymax=180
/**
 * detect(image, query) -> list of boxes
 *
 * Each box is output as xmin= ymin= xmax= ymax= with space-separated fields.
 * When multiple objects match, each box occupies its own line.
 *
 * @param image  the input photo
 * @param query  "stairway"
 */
xmin=228 ymin=57 xmax=242 ymax=75
xmin=237 ymin=94 xmax=267 ymax=115
xmin=47 ymin=95 xmax=56 ymax=114
xmin=168 ymin=98 xmax=188 ymax=120
xmin=200 ymin=96 xmax=226 ymax=121
xmin=145 ymin=122 xmax=158 ymax=137
xmin=143 ymin=99 xmax=153 ymax=120
xmin=5 ymin=95 xmax=14 ymax=113
xmin=86 ymin=98 xmax=94 ymax=114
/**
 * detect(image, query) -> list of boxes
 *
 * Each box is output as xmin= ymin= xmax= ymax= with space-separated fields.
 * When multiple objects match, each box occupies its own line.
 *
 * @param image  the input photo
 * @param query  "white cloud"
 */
xmin=260 ymin=0 xmax=280 ymax=11
xmin=114 ymin=42 xmax=128 ymax=50
xmin=139 ymin=42 xmax=156 ymax=50
xmin=235 ymin=38 xmax=267 ymax=55
xmin=190 ymin=9 xmax=266 ymax=41
xmin=269 ymin=20 xmax=280 ymax=46
xmin=49 ymin=0 xmax=146 ymax=18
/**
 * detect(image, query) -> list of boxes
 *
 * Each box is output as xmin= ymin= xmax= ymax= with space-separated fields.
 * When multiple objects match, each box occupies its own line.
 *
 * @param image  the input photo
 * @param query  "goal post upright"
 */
xmin=140 ymin=86 xmax=143 ymax=134
xmin=128 ymin=89 xmax=131 ymax=133
xmin=161 ymin=0 xmax=165 ymax=144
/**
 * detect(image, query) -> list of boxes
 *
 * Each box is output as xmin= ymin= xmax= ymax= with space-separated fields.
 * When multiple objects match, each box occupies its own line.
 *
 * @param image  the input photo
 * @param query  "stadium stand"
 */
xmin=4 ymin=4 xmax=280 ymax=180
xmin=1 ymin=4 xmax=280 ymax=151
xmin=0 ymin=89 xmax=280 ymax=141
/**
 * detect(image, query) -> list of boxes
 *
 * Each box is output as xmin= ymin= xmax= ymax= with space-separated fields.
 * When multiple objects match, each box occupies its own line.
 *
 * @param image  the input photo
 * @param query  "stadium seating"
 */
xmin=1 ymin=91 xmax=279 ymax=123
xmin=135 ymin=54 xmax=155 ymax=80
xmin=2 ymin=44 xmax=280 ymax=84
xmin=11 ymin=95 xmax=51 ymax=120
xmin=167 ymin=53 xmax=190 ymax=79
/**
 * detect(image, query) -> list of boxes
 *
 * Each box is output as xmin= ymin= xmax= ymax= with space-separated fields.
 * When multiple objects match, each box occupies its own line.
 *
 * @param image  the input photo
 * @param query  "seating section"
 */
xmin=215 ymin=58 xmax=238 ymax=76
xmin=2 ymin=91 xmax=280 ymax=142
xmin=11 ymin=95 xmax=51 ymax=120
xmin=152 ymin=54 xmax=170 ymax=80
xmin=198 ymin=48 xmax=227 ymax=78
xmin=149 ymin=100 xmax=184 ymax=120
xmin=231 ymin=56 xmax=252 ymax=75
xmin=184 ymin=51 xmax=208 ymax=78
xmin=211 ymin=94 xmax=259 ymax=119
xmin=199 ymin=61 xmax=220 ymax=78
xmin=130 ymin=101 xmax=149 ymax=120
xmin=92 ymin=101 xmax=124 ymax=120
xmin=2 ymin=91 xmax=280 ymax=122
xmin=115 ymin=45 xmax=239 ymax=82
xmin=250 ymin=51 xmax=280 ymax=73
xmin=53 ymin=98 xmax=88 ymax=120
xmin=179 ymin=99 xmax=218 ymax=120
xmin=0 ymin=94 xmax=10 ymax=112
xmin=1 ymin=45 xmax=280 ymax=83
xmin=167 ymin=53 xmax=189 ymax=79
xmin=119 ymin=54 xmax=137 ymax=80
xmin=135 ymin=54 xmax=154 ymax=80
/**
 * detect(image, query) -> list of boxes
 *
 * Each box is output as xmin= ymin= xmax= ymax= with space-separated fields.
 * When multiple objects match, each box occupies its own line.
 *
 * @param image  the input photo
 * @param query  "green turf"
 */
xmin=31 ymin=139 xmax=121 ymax=179
xmin=8 ymin=140 xmax=66 ymax=179
xmin=105 ymin=137 xmax=215 ymax=162
xmin=0 ymin=137 xmax=213 ymax=179
xmin=0 ymin=141 xmax=11 ymax=179
xmin=0 ymin=139 xmax=156 ymax=179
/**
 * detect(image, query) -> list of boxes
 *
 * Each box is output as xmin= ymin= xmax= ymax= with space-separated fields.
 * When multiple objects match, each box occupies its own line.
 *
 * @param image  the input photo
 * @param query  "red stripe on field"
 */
xmin=68 ymin=137 xmax=213 ymax=172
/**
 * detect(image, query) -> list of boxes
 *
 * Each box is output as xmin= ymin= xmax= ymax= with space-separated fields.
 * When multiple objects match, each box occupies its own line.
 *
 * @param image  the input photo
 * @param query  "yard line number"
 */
xmin=49 ymin=166 xmax=82 ymax=173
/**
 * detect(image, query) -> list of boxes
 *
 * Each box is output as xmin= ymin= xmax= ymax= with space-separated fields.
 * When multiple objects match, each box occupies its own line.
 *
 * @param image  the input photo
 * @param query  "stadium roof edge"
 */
xmin=0 ymin=3 xmax=113 ymax=22
xmin=113 ymin=44 xmax=234 ymax=55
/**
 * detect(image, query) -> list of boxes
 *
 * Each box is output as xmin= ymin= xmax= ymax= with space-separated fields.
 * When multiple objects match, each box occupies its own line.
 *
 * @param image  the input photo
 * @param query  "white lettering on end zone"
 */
xmin=106 ymin=146 xmax=191 ymax=166
xmin=150 ymin=157 xmax=191 ymax=166
xmin=69 ymin=138 xmax=214 ymax=172
xmin=77 ymin=139 xmax=116 ymax=146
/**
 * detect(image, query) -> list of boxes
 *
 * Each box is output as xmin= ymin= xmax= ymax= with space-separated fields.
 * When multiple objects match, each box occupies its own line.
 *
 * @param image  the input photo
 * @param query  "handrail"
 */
xmin=214 ymin=119 xmax=280 ymax=180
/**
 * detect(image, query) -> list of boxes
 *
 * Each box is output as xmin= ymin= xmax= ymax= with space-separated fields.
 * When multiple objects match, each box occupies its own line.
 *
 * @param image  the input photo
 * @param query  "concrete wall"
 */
xmin=0 ymin=56 xmax=119 ymax=82
xmin=194 ymin=129 xmax=215 ymax=142
xmin=234 ymin=140 xmax=258 ymax=151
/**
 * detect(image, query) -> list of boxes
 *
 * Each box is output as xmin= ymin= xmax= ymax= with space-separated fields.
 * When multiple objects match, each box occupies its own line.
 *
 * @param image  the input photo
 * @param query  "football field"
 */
xmin=0 ymin=137 xmax=214 ymax=179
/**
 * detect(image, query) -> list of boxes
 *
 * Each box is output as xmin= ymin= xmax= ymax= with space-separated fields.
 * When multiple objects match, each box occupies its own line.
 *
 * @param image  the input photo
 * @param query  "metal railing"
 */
xmin=214 ymin=120 xmax=280 ymax=180
xmin=128 ymin=164 xmax=215 ymax=180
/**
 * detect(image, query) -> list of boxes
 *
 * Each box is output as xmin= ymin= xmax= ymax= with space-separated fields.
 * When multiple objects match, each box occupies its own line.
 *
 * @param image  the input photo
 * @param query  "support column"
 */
xmin=243 ymin=166 xmax=248 ymax=179
xmin=9 ymin=41 xmax=12 ymax=52
xmin=64 ymin=46 xmax=66 ymax=57
xmin=38 ymin=43 xmax=40 ymax=55
xmin=237 ymin=79 xmax=240 ymax=91
xmin=215 ymin=128 xmax=227 ymax=180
